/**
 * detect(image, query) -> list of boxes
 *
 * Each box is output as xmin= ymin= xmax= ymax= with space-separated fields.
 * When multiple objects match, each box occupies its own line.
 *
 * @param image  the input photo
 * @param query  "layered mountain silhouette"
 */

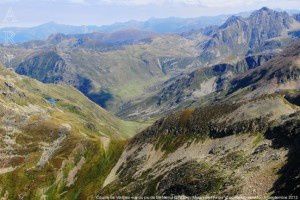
xmin=1 ymin=8 xmax=299 ymax=114
xmin=0 ymin=15 xmax=227 ymax=44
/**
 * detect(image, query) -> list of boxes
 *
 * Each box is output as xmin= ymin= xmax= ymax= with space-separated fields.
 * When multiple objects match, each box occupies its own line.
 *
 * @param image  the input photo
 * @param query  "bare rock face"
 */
xmin=100 ymin=91 xmax=300 ymax=196
xmin=248 ymin=7 xmax=293 ymax=48
xmin=36 ymin=130 xmax=67 ymax=168
xmin=201 ymin=7 xmax=296 ymax=60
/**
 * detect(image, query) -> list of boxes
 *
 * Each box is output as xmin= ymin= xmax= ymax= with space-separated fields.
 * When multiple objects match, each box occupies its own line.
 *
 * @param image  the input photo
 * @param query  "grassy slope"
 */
xmin=0 ymin=67 xmax=145 ymax=199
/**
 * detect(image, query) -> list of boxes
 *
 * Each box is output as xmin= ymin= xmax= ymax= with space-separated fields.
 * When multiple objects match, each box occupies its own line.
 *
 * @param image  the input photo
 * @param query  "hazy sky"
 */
xmin=0 ymin=0 xmax=299 ymax=27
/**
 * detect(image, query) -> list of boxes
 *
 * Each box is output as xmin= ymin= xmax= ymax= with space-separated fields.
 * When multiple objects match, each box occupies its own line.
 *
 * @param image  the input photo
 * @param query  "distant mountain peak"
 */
xmin=38 ymin=21 xmax=59 ymax=27
xmin=251 ymin=7 xmax=276 ymax=16
xmin=201 ymin=6 xmax=296 ymax=61
xmin=260 ymin=7 xmax=271 ymax=12
xmin=248 ymin=6 xmax=293 ymax=29
xmin=251 ymin=6 xmax=290 ymax=18
xmin=220 ymin=15 xmax=245 ymax=28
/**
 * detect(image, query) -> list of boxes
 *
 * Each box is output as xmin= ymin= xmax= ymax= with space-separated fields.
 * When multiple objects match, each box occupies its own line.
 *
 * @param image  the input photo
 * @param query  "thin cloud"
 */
xmin=2 ymin=0 xmax=299 ymax=8
xmin=0 ymin=0 xmax=299 ymax=27
xmin=63 ymin=0 xmax=300 ymax=8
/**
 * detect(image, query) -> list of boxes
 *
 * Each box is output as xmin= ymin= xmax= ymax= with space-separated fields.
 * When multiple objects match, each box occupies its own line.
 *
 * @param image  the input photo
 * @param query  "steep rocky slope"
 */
xmin=99 ymin=44 xmax=300 ymax=197
xmin=99 ymin=92 xmax=300 ymax=197
xmin=0 ymin=66 xmax=144 ymax=199
xmin=227 ymin=40 xmax=300 ymax=98
xmin=118 ymin=53 xmax=275 ymax=119
xmin=198 ymin=7 xmax=299 ymax=62
xmin=101 ymin=94 xmax=299 ymax=196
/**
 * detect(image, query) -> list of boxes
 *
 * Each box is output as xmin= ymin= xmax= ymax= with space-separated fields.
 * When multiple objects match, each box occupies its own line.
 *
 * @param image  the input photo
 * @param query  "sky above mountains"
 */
xmin=0 ymin=0 xmax=299 ymax=27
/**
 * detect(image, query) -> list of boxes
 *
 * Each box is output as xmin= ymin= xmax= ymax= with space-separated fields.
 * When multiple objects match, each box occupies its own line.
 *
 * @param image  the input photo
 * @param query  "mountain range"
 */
xmin=0 ymin=7 xmax=299 ymax=199
xmin=0 ymin=15 xmax=228 ymax=44
xmin=1 ymin=7 xmax=298 ymax=114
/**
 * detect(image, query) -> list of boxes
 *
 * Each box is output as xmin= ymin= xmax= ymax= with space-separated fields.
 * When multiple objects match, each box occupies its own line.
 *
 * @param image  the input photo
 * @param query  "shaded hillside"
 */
xmin=15 ymin=51 xmax=73 ymax=84
xmin=119 ymin=39 xmax=300 ymax=120
xmin=228 ymin=39 xmax=300 ymax=97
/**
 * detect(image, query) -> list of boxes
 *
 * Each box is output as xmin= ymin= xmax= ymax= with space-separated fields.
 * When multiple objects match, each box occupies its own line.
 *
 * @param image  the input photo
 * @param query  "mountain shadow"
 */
xmin=77 ymin=76 xmax=113 ymax=109
xmin=265 ymin=116 xmax=300 ymax=195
